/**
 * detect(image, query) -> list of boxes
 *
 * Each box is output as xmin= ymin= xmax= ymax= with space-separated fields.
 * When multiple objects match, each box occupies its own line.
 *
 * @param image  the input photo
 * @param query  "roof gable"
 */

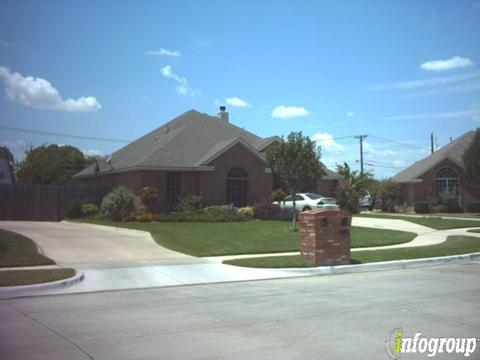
xmin=391 ymin=131 xmax=475 ymax=182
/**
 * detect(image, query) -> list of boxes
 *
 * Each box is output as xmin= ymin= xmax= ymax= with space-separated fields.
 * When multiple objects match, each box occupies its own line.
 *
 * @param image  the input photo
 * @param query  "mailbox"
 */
xmin=298 ymin=208 xmax=352 ymax=266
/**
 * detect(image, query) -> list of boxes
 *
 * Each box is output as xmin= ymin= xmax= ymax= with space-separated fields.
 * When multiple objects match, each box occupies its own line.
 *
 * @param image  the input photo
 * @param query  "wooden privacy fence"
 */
xmin=0 ymin=184 xmax=113 ymax=221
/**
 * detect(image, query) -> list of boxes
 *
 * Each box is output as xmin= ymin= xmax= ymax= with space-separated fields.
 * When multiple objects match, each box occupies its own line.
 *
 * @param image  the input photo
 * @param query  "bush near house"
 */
xmin=271 ymin=188 xmax=287 ymax=203
xmin=100 ymin=186 xmax=136 ymax=221
xmin=66 ymin=199 xmax=84 ymax=219
xmin=252 ymin=198 xmax=294 ymax=220
xmin=139 ymin=186 xmax=159 ymax=212
xmin=176 ymin=194 xmax=203 ymax=212
xmin=155 ymin=205 xmax=248 ymax=222
xmin=81 ymin=203 xmax=99 ymax=217
xmin=414 ymin=201 xmax=431 ymax=214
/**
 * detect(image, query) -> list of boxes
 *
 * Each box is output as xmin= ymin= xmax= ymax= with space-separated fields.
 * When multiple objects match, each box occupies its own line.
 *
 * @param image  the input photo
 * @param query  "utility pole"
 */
xmin=431 ymin=133 xmax=434 ymax=154
xmin=355 ymin=135 xmax=368 ymax=175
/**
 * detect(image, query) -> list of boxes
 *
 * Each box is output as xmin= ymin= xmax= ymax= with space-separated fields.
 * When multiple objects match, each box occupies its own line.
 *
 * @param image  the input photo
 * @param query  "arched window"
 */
xmin=435 ymin=168 xmax=459 ymax=198
xmin=226 ymin=168 xmax=248 ymax=207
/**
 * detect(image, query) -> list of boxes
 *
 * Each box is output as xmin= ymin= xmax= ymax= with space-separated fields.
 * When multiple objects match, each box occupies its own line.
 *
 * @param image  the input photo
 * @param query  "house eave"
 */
xmin=73 ymin=165 xmax=216 ymax=179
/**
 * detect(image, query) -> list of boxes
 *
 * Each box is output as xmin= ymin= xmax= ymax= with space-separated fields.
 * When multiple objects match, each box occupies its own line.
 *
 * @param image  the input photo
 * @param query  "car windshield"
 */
xmin=305 ymin=193 xmax=322 ymax=200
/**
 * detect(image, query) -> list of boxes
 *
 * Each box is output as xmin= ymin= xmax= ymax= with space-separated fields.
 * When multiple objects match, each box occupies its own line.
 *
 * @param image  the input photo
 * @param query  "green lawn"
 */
xmin=80 ymin=220 xmax=415 ymax=257
xmin=468 ymin=229 xmax=480 ymax=233
xmin=356 ymin=213 xmax=480 ymax=230
xmin=0 ymin=229 xmax=55 ymax=267
xmin=224 ymin=236 xmax=480 ymax=268
xmin=0 ymin=269 xmax=75 ymax=287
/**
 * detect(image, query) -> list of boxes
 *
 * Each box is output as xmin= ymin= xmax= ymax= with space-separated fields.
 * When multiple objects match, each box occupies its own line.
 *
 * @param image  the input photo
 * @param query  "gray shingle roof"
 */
xmin=74 ymin=109 xmax=341 ymax=179
xmin=390 ymin=131 xmax=475 ymax=183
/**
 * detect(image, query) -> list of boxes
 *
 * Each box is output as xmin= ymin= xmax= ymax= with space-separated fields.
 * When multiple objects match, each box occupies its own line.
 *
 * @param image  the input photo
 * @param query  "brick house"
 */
xmin=74 ymin=108 xmax=341 ymax=212
xmin=391 ymin=130 xmax=480 ymax=208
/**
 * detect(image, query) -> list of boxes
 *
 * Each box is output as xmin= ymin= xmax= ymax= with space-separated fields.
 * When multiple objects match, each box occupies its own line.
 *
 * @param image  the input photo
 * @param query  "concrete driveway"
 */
xmin=0 ymin=221 xmax=202 ymax=269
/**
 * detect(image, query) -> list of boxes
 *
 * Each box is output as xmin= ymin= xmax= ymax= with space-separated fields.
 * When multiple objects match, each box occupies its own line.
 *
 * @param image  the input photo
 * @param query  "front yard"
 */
xmin=80 ymin=219 xmax=416 ymax=257
xmin=224 ymin=235 xmax=480 ymax=268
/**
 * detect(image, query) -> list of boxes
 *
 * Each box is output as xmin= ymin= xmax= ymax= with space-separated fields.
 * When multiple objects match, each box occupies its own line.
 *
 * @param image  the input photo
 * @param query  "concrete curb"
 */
xmin=0 ymin=271 xmax=84 ymax=299
xmin=280 ymin=252 xmax=480 ymax=276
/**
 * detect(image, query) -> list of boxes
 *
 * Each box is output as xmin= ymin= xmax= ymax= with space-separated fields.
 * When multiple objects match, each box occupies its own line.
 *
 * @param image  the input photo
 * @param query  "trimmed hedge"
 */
xmin=414 ymin=201 xmax=431 ymax=214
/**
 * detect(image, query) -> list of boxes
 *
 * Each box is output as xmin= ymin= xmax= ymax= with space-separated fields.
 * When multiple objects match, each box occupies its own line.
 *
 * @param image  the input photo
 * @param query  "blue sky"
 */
xmin=0 ymin=0 xmax=479 ymax=178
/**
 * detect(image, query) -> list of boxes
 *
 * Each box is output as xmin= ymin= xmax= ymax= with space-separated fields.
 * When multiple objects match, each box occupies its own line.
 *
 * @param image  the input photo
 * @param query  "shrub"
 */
xmin=238 ymin=206 xmax=254 ymax=219
xmin=176 ymin=194 xmax=203 ymax=212
xmin=271 ymin=188 xmax=287 ymax=203
xmin=100 ymin=186 xmax=136 ymax=221
xmin=136 ymin=211 xmax=154 ymax=222
xmin=466 ymin=202 xmax=480 ymax=213
xmin=253 ymin=197 xmax=277 ymax=220
xmin=438 ymin=189 xmax=463 ymax=213
xmin=379 ymin=180 xmax=400 ymax=212
xmin=154 ymin=205 xmax=248 ymax=222
xmin=66 ymin=200 xmax=84 ymax=219
xmin=335 ymin=181 xmax=360 ymax=214
xmin=414 ymin=201 xmax=431 ymax=214
xmin=81 ymin=203 xmax=99 ymax=217
xmin=139 ymin=186 xmax=159 ymax=212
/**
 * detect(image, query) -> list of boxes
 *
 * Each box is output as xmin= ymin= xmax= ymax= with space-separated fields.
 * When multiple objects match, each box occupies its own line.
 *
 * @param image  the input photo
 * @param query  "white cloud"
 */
xmin=383 ymin=108 xmax=480 ymax=121
xmin=365 ymin=71 xmax=480 ymax=92
xmin=420 ymin=56 xmax=474 ymax=72
xmin=225 ymin=97 xmax=250 ymax=108
xmin=346 ymin=111 xmax=355 ymax=117
xmin=161 ymin=65 xmax=200 ymax=97
xmin=0 ymin=66 xmax=101 ymax=112
xmin=311 ymin=133 xmax=345 ymax=153
xmin=272 ymin=105 xmax=310 ymax=119
xmin=146 ymin=48 xmax=181 ymax=57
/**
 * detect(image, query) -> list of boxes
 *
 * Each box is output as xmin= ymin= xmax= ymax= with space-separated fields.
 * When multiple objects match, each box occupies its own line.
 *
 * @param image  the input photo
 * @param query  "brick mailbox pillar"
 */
xmin=298 ymin=208 xmax=352 ymax=266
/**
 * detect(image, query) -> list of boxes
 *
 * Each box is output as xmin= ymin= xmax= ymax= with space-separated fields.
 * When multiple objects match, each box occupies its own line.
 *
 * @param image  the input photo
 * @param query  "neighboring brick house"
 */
xmin=74 ymin=108 xmax=341 ymax=212
xmin=391 ymin=130 xmax=480 ymax=209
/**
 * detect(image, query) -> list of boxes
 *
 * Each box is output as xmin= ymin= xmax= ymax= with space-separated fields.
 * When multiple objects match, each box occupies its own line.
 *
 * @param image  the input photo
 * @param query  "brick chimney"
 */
xmin=218 ymin=106 xmax=229 ymax=122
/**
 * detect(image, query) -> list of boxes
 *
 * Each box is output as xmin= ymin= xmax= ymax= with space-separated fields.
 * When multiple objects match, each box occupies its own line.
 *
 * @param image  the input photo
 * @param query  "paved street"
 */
xmin=1 ymin=262 xmax=479 ymax=360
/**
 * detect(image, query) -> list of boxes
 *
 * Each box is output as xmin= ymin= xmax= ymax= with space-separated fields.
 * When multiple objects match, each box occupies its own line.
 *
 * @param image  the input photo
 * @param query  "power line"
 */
xmin=363 ymin=162 xmax=405 ymax=169
xmin=368 ymin=135 xmax=429 ymax=151
xmin=0 ymin=125 xmax=131 ymax=143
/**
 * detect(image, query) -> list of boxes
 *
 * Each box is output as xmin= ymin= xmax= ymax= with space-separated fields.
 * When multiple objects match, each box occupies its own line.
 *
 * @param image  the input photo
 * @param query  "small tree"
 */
xmin=463 ymin=128 xmax=480 ymax=186
xmin=379 ymin=180 xmax=400 ymax=212
xmin=0 ymin=146 xmax=15 ymax=182
xmin=267 ymin=131 xmax=322 ymax=230
xmin=335 ymin=162 xmax=372 ymax=213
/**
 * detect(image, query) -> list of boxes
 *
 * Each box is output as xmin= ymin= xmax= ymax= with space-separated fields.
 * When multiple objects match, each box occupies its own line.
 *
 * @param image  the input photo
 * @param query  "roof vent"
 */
xmin=218 ymin=106 xmax=229 ymax=122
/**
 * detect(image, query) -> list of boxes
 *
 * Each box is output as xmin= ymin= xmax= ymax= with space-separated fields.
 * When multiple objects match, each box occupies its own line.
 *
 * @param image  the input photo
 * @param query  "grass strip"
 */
xmin=356 ymin=214 xmax=480 ymax=230
xmin=223 ymin=236 xmax=480 ymax=268
xmin=0 ymin=268 xmax=75 ymax=287
xmin=0 ymin=229 xmax=55 ymax=267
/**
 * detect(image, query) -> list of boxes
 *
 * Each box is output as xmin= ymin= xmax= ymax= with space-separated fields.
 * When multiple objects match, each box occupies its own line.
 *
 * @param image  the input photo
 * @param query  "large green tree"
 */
xmin=463 ymin=128 xmax=480 ymax=185
xmin=267 ymin=131 xmax=322 ymax=229
xmin=16 ymin=144 xmax=92 ymax=185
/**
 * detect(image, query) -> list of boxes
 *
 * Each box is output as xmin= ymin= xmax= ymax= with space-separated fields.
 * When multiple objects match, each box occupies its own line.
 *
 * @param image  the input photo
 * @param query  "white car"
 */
xmin=277 ymin=193 xmax=337 ymax=212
